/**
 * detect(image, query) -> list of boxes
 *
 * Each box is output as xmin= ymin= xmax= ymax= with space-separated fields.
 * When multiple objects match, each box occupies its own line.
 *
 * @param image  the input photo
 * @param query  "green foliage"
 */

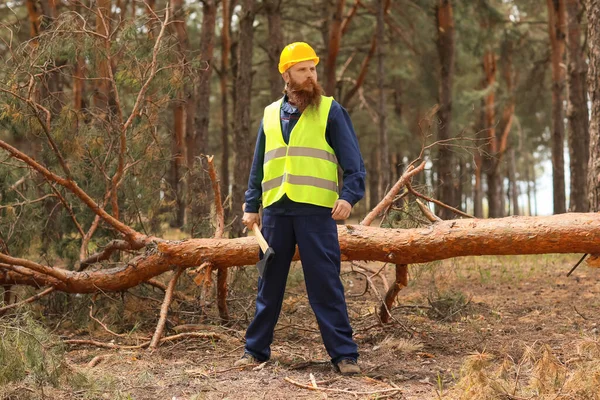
xmin=0 ymin=6 xmax=185 ymax=261
xmin=0 ymin=312 xmax=67 ymax=387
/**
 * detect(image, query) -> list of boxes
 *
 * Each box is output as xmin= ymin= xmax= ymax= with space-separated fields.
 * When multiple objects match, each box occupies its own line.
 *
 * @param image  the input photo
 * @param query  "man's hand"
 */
xmin=242 ymin=212 xmax=260 ymax=230
xmin=331 ymin=199 xmax=352 ymax=220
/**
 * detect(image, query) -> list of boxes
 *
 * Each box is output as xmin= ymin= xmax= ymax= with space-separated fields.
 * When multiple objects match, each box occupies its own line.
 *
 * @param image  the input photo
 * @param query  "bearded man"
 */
xmin=237 ymin=42 xmax=366 ymax=375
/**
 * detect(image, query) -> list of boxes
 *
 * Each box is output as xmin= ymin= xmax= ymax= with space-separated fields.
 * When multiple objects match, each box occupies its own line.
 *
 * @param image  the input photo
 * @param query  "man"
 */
xmin=236 ymin=42 xmax=366 ymax=375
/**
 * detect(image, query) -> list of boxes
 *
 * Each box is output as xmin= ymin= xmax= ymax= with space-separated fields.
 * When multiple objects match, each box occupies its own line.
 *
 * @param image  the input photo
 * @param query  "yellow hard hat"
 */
xmin=278 ymin=42 xmax=319 ymax=74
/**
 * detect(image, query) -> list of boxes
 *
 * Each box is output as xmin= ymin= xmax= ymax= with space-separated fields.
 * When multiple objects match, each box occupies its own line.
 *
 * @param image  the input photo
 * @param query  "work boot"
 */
xmin=234 ymin=352 xmax=258 ymax=367
xmin=334 ymin=359 xmax=361 ymax=375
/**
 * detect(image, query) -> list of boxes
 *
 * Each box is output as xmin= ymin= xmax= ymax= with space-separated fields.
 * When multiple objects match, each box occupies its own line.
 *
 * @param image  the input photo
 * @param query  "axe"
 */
xmin=252 ymin=223 xmax=275 ymax=278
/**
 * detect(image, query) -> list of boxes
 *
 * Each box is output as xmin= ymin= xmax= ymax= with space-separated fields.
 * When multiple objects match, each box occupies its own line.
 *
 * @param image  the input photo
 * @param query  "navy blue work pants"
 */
xmin=244 ymin=213 xmax=359 ymax=364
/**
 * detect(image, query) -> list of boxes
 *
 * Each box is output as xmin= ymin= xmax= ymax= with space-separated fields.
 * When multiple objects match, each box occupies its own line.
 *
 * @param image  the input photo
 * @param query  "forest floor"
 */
xmin=4 ymin=253 xmax=600 ymax=400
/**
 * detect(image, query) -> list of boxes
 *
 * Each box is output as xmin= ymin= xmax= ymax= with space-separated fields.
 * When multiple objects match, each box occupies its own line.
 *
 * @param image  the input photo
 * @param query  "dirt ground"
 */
xmin=9 ymin=253 xmax=600 ymax=400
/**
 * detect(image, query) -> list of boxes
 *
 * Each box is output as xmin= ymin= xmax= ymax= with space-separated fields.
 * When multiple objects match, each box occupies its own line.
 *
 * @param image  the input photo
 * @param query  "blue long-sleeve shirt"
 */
xmin=244 ymin=96 xmax=366 ymax=216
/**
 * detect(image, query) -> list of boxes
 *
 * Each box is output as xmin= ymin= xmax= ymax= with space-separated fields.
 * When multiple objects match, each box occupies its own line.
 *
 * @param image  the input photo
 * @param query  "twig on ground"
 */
xmin=573 ymin=305 xmax=589 ymax=320
xmin=149 ymin=267 xmax=185 ymax=349
xmin=65 ymin=331 xmax=223 ymax=350
xmin=284 ymin=377 xmax=402 ymax=396
xmin=289 ymin=360 xmax=331 ymax=370
xmin=87 ymin=354 xmax=112 ymax=368
xmin=88 ymin=304 xmax=138 ymax=339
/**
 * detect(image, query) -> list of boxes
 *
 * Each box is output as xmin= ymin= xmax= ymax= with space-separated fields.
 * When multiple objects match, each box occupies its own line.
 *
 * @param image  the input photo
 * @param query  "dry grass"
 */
xmin=445 ymin=339 xmax=600 ymax=399
xmin=427 ymin=288 xmax=472 ymax=322
xmin=380 ymin=335 xmax=424 ymax=354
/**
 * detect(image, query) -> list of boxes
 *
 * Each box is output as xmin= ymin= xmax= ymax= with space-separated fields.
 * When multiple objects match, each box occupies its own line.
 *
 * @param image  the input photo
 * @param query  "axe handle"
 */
xmin=252 ymin=223 xmax=270 ymax=253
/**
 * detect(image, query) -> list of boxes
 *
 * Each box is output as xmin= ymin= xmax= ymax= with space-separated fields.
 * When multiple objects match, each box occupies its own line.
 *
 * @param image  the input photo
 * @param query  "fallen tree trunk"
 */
xmin=1 ymin=213 xmax=599 ymax=293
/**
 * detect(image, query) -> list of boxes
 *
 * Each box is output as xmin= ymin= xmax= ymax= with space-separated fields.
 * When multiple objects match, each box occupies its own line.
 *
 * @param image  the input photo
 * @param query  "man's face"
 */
xmin=282 ymin=60 xmax=323 ymax=112
xmin=283 ymin=60 xmax=318 ymax=86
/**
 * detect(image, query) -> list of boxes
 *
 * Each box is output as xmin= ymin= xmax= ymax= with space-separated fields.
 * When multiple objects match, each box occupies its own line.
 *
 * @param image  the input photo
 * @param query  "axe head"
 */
xmin=256 ymin=247 xmax=275 ymax=278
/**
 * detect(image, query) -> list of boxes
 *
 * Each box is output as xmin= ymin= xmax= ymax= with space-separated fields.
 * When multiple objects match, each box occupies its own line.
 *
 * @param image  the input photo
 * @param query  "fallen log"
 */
xmin=0 ymin=213 xmax=599 ymax=293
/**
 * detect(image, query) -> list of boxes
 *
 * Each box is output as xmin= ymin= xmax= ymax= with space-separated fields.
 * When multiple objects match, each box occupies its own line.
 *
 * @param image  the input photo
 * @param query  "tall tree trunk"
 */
xmin=26 ymin=0 xmax=62 ymax=250
xmin=73 ymin=55 xmax=86 ymax=111
xmin=220 ymin=0 xmax=234 ymax=201
xmin=193 ymin=0 xmax=216 ymax=170
xmin=341 ymin=34 xmax=377 ymax=108
xmin=524 ymin=155 xmax=532 ymax=215
xmin=508 ymin=148 xmax=520 ymax=215
xmin=547 ymin=0 xmax=567 ymax=214
xmin=231 ymin=0 xmax=256 ymax=236
xmin=500 ymin=161 xmax=507 ymax=215
xmin=94 ymin=0 xmax=112 ymax=119
xmin=484 ymin=40 xmax=516 ymax=218
xmin=39 ymin=0 xmax=62 ymax=115
xmin=456 ymin=158 xmax=464 ymax=211
xmin=482 ymin=49 xmax=502 ymax=218
xmin=566 ymin=0 xmax=590 ymax=212
xmin=192 ymin=0 xmax=217 ymax=231
xmin=473 ymin=157 xmax=483 ymax=218
xmin=376 ymin=0 xmax=390 ymax=200
xmin=26 ymin=0 xmax=42 ymax=38
xmin=474 ymin=99 xmax=486 ymax=218
xmin=368 ymin=147 xmax=379 ymax=211
xmin=265 ymin=0 xmax=284 ymax=100
xmin=170 ymin=91 xmax=187 ymax=227
xmin=171 ymin=0 xmax=191 ymax=228
xmin=532 ymin=161 xmax=538 ymax=216
xmin=435 ymin=0 xmax=456 ymax=219
xmin=487 ymin=168 xmax=502 ymax=218
xmin=587 ymin=0 xmax=600 ymax=212
xmin=324 ymin=0 xmax=346 ymax=96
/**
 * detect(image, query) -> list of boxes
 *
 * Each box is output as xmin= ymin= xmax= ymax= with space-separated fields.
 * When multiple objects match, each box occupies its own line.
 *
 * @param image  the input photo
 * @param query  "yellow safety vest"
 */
xmin=261 ymin=96 xmax=339 ymax=208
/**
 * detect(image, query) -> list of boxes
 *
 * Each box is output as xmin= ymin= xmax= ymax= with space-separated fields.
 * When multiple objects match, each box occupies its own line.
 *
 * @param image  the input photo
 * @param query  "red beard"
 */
xmin=286 ymin=76 xmax=324 ymax=112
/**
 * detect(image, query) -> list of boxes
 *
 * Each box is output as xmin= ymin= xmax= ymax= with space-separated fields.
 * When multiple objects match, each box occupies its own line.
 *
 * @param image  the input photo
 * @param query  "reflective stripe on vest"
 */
xmin=264 ymin=147 xmax=338 ymax=164
xmin=262 ymin=173 xmax=339 ymax=193
xmin=261 ymin=96 xmax=339 ymax=208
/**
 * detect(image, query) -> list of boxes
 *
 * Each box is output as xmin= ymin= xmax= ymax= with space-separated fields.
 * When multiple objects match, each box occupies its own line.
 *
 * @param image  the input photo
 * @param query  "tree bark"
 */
xmin=484 ymin=40 xmax=516 ymax=218
xmin=25 ymin=0 xmax=42 ymax=38
xmin=324 ymin=0 xmax=346 ymax=96
xmin=474 ymin=98 xmax=486 ymax=218
xmin=566 ymin=0 xmax=590 ymax=212
xmin=368 ymin=147 xmax=379 ymax=211
xmin=231 ymin=0 xmax=256 ymax=236
xmin=192 ymin=0 xmax=217 ymax=230
xmin=588 ymin=0 xmax=600 ymax=211
xmin=265 ymin=0 xmax=284 ymax=100
xmin=547 ymin=0 xmax=567 ymax=214
xmin=376 ymin=0 xmax=390 ymax=201
xmin=94 ymin=0 xmax=113 ymax=118
xmin=220 ymin=0 xmax=234 ymax=200
xmin=482 ymin=49 xmax=501 ymax=217
xmin=170 ymin=88 xmax=187 ymax=227
xmin=435 ymin=0 xmax=456 ymax=219
xmin=2 ymin=213 xmax=600 ymax=293
xmin=508 ymin=148 xmax=520 ymax=215
xmin=195 ymin=0 xmax=216 ymax=166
